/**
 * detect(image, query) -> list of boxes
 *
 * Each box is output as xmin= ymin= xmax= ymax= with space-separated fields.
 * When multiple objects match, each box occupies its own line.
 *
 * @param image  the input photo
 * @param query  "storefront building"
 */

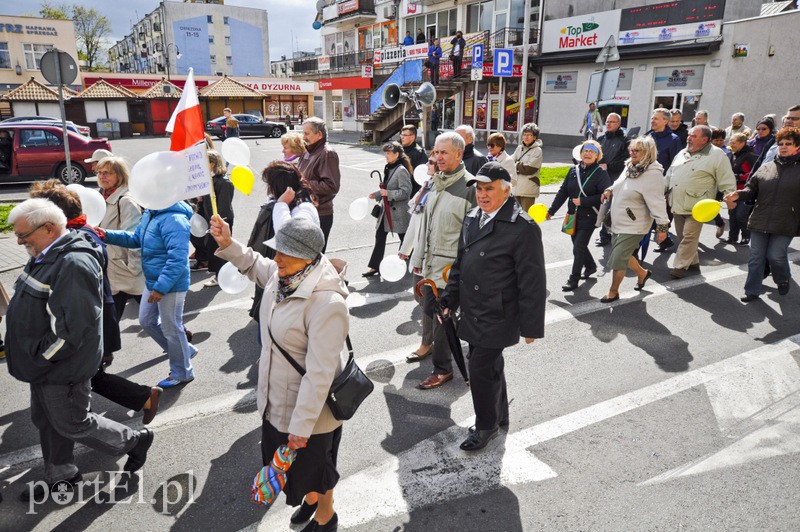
xmin=0 ymin=15 xmax=80 ymax=100
xmin=533 ymin=0 xmax=779 ymax=147
xmin=294 ymin=0 xmax=542 ymax=142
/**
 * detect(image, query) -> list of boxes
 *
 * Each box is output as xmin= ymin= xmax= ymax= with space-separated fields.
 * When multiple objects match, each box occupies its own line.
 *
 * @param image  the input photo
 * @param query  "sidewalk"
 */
xmin=0 ymin=234 xmax=28 ymax=273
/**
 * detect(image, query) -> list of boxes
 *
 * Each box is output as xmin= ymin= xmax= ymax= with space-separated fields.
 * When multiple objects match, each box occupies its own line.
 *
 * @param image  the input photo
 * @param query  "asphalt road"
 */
xmin=0 ymin=137 xmax=799 ymax=531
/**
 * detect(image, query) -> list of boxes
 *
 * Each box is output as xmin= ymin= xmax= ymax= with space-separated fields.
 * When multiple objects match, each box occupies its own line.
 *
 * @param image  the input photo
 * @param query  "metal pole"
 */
xmin=54 ymin=50 xmax=72 ymax=183
xmin=517 ymin=0 xmax=533 ymax=138
xmin=498 ymin=77 xmax=504 ymax=133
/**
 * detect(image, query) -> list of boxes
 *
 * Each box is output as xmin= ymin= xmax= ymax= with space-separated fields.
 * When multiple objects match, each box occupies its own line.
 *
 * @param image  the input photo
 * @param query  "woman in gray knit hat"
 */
xmin=210 ymin=215 xmax=349 ymax=532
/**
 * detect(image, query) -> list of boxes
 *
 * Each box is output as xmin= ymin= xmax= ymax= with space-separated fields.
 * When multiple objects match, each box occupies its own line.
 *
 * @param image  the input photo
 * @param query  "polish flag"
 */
xmin=166 ymin=68 xmax=205 ymax=151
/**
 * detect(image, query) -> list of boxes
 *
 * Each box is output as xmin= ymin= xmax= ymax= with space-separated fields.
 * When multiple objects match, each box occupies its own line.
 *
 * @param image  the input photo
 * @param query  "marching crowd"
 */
xmin=2 ymin=102 xmax=799 ymax=530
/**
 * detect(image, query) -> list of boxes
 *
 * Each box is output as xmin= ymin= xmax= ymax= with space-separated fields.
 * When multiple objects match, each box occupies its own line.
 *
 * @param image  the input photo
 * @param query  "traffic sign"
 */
xmin=595 ymin=36 xmax=620 ymax=64
xmin=40 ymin=50 xmax=78 ymax=86
xmin=493 ymin=49 xmax=513 ymax=77
xmin=470 ymin=68 xmax=483 ymax=81
xmin=586 ymin=67 xmax=620 ymax=103
xmin=471 ymin=44 xmax=484 ymax=70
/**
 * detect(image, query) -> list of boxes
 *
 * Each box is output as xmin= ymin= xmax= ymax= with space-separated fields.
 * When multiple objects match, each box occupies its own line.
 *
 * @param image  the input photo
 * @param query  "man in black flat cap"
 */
xmin=440 ymin=162 xmax=546 ymax=451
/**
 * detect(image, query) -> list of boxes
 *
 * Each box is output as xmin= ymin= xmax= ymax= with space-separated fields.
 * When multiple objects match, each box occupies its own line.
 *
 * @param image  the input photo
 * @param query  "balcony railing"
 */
xmin=491 ymin=27 xmax=539 ymax=49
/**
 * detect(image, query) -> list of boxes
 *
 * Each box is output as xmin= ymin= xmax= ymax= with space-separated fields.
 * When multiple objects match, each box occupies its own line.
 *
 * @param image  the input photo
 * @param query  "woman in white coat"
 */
xmin=486 ymin=132 xmax=517 ymax=184
xmin=213 ymin=216 xmax=349 ymax=532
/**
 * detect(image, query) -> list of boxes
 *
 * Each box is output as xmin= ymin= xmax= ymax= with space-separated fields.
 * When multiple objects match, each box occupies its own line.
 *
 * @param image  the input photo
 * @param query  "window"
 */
xmin=226 ymin=56 xmax=232 ymax=65
xmin=209 ymin=35 xmax=214 ymax=44
xmin=210 ymin=55 xmax=216 ymax=64
xmin=467 ymin=2 xmax=493 ymax=33
xmin=407 ymin=8 xmax=456 ymax=41
xmin=19 ymin=129 xmax=61 ymax=148
xmin=225 ymin=36 xmax=230 ymax=45
xmin=23 ymin=43 xmax=53 ymax=71
xmin=224 ymin=17 xmax=229 ymax=25
xmin=0 ymin=43 xmax=10 ymax=70
xmin=207 ymin=15 xmax=213 ymax=23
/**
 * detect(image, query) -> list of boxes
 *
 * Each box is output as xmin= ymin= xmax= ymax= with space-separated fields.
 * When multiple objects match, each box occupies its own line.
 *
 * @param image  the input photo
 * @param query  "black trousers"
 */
xmin=453 ymin=56 xmax=463 ymax=77
xmin=91 ymin=367 xmax=151 ymax=412
xmin=112 ymin=291 xmax=141 ymax=321
xmin=570 ymin=226 xmax=596 ymax=282
xmin=423 ymin=285 xmax=452 ymax=375
xmin=468 ymin=345 xmax=509 ymax=431
xmin=367 ymin=224 xmax=405 ymax=270
xmin=320 ymin=214 xmax=334 ymax=253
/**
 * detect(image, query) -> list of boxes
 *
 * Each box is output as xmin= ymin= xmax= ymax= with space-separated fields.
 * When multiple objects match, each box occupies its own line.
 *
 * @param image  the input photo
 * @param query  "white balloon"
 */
xmin=217 ymin=262 xmax=250 ymax=294
xmin=379 ymin=255 xmax=406 ymax=282
xmin=221 ymin=137 xmax=251 ymax=167
xmin=190 ymin=213 xmax=209 ymax=238
xmin=66 ymin=184 xmax=107 ymax=226
xmin=572 ymin=144 xmax=582 ymax=162
xmin=129 ymin=151 xmax=187 ymax=210
xmin=348 ymin=197 xmax=370 ymax=221
xmin=413 ymin=164 xmax=430 ymax=186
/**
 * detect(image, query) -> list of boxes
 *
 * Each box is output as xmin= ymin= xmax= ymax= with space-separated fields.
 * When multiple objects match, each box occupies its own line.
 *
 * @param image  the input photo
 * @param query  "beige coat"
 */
xmin=493 ymin=151 xmax=518 ymax=188
xmin=512 ymin=140 xmax=543 ymax=198
xmin=665 ymin=144 xmax=736 ymax=215
xmin=217 ymin=241 xmax=349 ymax=437
xmin=101 ymin=186 xmax=145 ymax=295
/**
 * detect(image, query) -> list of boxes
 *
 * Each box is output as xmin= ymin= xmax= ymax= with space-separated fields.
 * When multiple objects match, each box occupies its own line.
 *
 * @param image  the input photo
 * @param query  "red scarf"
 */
xmin=66 ymin=214 xmax=87 ymax=229
xmin=101 ymin=186 xmax=118 ymax=200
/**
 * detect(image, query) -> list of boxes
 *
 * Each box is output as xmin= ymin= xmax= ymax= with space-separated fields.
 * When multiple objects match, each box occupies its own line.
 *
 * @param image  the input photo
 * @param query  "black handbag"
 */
xmin=268 ymin=328 xmax=374 ymax=421
xmin=370 ymin=204 xmax=382 ymax=218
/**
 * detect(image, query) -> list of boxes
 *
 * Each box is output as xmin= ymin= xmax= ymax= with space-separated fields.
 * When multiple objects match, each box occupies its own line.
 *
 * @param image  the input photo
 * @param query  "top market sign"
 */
xmin=542 ymin=10 xmax=622 ymax=54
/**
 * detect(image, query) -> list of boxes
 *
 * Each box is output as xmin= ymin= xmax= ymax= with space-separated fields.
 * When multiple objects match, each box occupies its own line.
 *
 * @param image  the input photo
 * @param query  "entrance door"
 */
xmin=489 ymin=95 xmax=501 ymax=131
xmin=653 ymin=92 xmax=702 ymax=122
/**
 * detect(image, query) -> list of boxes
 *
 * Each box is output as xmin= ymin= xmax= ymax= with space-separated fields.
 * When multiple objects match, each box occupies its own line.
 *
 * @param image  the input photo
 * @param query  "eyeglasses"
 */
xmin=487 ymin=143 xmax=495 ymax=148
xmin=777 ymin=142 xmax=796 ymax=147
xmin=400 ymin=133 xmax=415 ymax=137
xmin=14 ymin=223 xmax=47 ymax=240
xmin=606 ymin=120 xmax=620 ymax=124
xmin=96 ymin=170 xmax=116 ymax=176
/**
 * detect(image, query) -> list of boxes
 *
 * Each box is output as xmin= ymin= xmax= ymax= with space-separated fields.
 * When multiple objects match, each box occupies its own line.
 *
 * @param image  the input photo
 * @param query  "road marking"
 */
xmin=248 ymin=334 xmax=800 ymax=531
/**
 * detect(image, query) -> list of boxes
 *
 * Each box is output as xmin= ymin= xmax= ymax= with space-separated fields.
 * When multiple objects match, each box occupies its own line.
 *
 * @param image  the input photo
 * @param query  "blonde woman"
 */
xmin=196 ymin=150 xmax=235 ymax=287
xmin=281 ymin=131 xmax=306 ymax=164
xmin=600 ymin=136 xmax=669 ymax=302
xmin=96 ymin=156 xmax=145 ymax=319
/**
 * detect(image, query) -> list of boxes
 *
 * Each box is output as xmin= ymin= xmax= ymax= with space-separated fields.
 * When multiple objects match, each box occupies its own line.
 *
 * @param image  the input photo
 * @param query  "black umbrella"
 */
xmin=415 ymin=279 xmax=469 ymax=385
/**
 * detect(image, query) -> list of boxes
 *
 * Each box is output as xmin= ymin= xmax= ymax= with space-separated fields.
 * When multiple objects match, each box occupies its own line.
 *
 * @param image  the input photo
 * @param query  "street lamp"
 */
xmin=165 ymin=43 xmax=181 ymax=80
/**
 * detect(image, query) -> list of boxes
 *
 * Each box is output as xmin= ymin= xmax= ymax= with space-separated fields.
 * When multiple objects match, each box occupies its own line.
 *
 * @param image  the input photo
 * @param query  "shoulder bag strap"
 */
xmin=267 ymin=326 xmax=354 ymax=378
xmin=576 ymin=165 xmax=599 ymax=198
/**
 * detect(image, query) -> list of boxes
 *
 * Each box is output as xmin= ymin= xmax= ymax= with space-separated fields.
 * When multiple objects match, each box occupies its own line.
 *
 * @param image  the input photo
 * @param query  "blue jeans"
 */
xmin=139 ymin=287 xmax=196 ymax=381
xmin=744 ymin=231 xmax=793 ymax=296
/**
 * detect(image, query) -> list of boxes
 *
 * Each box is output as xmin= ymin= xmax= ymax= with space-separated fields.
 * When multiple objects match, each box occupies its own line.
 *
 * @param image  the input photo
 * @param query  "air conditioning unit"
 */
xmin=383 ymin=5 xmax=397 ymax=18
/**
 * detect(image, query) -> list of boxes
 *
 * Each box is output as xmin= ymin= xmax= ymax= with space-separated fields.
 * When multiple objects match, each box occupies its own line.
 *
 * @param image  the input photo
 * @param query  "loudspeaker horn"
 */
xmin=382 ymin=83 xmax=408 ymax=109
xmin=414 ymin=82 xmax=437 ymax=107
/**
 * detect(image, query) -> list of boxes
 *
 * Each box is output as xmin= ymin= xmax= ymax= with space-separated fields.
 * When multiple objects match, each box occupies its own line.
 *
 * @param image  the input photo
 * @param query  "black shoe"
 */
xmin=460 ymin=427 xmax=499 ymax=451
xmin=654 ymin=238 xmax=674 ymax=252
xmin=20 ymin=473 xmax=82 ymax=502
xmin=600 ymin=294 xmax=620 ymax=303
xmin=725 ymin=237 xmax=738 ymax=244
xmin=561 ymin=279 xmax=579 ymax=292
xmin=581 ymin=267 xmax=597 ymax=280
xmin=778 ymin=282 xmax=790 ymax=296
xmin=361 ymin=269 xmax=379 ymax=278
xmin=740 ymin=294 xmax=760 ymax=303
xmin=595 ymin=238 xmax=610 ymax=247
xmin=291 ymin=500 xmax=318 ymax=524
xmin=301 ymin=512 xmax=338 ymax=532
xmin=124 ymin=429 xmax=154 ymax=473
xmin=468 ymin=419 xmax=509 ymax=433
xmin=738 ymin=239 xmax=750 ymax=246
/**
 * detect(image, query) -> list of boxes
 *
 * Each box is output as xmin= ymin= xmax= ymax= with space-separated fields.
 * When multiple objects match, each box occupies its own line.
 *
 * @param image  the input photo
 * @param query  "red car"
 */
xmin=0 ymin=123 xmax=111 ymax=185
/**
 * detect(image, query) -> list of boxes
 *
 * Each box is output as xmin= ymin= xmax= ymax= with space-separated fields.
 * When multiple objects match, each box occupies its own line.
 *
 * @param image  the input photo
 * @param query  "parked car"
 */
xmin=1 ymin=116 xmax=92 ymax=137
xmin=205 ymin=114 xmax=286 ymax=140
xmin=0 ymin=123 xmax=111 ymax=185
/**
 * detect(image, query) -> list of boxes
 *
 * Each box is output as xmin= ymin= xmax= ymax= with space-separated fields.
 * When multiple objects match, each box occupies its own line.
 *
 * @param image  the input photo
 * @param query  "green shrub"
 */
xmin=0 ymin=204 xmax=14 ymax=233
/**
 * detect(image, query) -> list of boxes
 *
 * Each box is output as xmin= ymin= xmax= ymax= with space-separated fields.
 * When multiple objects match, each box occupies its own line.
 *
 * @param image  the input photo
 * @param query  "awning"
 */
xmin=531 ymin=38 xmax=723 ymax=66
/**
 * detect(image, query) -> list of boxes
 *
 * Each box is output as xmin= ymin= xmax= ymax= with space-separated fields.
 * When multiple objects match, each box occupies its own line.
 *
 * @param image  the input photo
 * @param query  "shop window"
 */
xmin=0 ymin=43 xmax=10 ymax=70
xmin=23 ymin=43 xmax=53 ymax=71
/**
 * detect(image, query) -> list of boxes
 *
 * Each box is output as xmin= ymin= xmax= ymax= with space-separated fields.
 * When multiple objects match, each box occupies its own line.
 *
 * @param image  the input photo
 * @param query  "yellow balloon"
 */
xmin=528 ymin=203 xmax=548 ymax=223
xmin=230 ymin=166 xmax=254 ymax=196
xmin=691 ymin=199 xmax=721 ymax=223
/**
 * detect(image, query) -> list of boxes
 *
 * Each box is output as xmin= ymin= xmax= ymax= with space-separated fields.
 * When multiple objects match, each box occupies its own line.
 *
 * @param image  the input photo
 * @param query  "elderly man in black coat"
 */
xmin=441 ymin=162 xmax=546 ymax=451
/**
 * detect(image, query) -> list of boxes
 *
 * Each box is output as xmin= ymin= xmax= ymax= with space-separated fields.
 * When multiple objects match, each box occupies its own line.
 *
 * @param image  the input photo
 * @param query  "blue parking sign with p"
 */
xmin=493 ymin=49 xmax=513 ymax=77
xmin=472 ymin=44 xmax=484 ymax=70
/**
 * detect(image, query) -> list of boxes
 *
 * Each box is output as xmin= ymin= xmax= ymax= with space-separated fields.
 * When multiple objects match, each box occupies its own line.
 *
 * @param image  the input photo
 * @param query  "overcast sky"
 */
xmin=8 ymin=0 xmax=320 ymax=63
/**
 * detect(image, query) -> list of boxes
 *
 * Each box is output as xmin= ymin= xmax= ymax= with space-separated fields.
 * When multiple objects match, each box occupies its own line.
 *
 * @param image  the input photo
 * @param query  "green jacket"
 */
xmin=666 ymin=144 xmax=735 ymax=215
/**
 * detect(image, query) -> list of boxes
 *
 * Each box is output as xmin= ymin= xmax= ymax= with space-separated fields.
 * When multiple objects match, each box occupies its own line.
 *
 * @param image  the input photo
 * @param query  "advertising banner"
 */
xmin=542 ymin=10 xmax=621 ymax=54
xmin=544 ymin=71 xmax=578 ymax=92
xmin=653 ymin=66 xmax=705 ymax=90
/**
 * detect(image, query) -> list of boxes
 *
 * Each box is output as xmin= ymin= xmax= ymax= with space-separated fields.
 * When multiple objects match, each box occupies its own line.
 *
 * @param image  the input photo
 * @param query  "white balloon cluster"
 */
xmin=128 ymin=151 xmax=188 ymax=210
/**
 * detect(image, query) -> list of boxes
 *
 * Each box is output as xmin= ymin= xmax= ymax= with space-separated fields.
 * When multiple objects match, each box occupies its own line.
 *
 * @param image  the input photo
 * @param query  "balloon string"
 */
xmin=210 ymin=180 xmax=219 ymax=217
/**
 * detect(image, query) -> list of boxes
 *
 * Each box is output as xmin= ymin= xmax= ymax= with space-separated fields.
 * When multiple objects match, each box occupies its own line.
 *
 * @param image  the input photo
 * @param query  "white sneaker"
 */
xmin=203 ymin=277 xmax=219 ymax=287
